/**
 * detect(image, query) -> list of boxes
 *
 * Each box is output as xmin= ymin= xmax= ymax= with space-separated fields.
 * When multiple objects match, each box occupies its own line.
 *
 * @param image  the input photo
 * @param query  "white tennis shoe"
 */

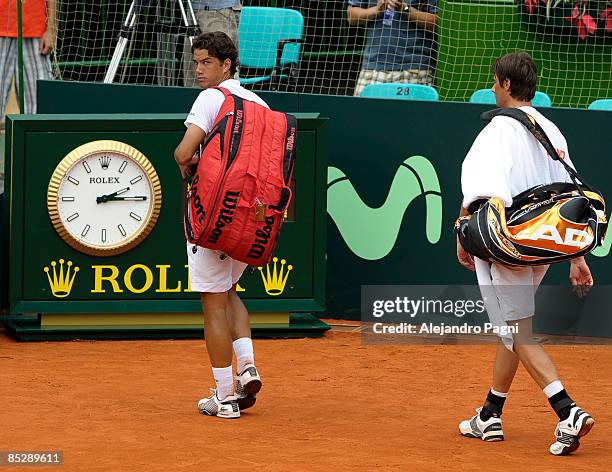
xmin=197 ymin=389 xmax=240 ymax=419
xmin=459 ymin=408 xmax=504 ymax=442
xmin=235 ymin=364 xmax=262 ymax=411
xmin=549 ymin=406 xmax=594 ymax=456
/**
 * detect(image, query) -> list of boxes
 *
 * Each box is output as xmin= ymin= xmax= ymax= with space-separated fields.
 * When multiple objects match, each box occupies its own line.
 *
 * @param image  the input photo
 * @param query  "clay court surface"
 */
xmin=1 ymin=324 xmax=611 ymax=472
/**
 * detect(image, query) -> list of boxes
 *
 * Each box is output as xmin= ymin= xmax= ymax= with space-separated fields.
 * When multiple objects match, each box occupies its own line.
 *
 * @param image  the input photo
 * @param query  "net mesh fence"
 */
xmin=6 ymin=0 xmax=612 ymax=107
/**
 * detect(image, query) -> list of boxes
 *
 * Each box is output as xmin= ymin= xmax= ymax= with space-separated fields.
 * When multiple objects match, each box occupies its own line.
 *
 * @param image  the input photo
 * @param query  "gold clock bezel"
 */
xmin=47 ymin=140 xmax=162 ymax=257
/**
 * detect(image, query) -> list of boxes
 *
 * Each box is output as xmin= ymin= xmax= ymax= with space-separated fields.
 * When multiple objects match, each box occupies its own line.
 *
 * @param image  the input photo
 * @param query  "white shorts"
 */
xmin=475 ymin=258 xmax=549 ymax=350
xmin=186 ymin=243 xmax=247 ymax=293
xmin=490 ymin=262 xmax=549 ymax=321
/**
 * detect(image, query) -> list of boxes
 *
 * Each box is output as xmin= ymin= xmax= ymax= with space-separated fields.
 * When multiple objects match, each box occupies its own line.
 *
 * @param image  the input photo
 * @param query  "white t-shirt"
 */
xmin=184 ymin=79 xmax=269 ymax=133
xmin=462 ymin=106 xmax=575 ymax=208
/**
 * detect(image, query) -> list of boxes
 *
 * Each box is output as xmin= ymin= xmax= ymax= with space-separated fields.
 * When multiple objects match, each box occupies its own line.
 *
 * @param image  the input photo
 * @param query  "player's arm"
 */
xmin=347 ymin=1 xmax=386 ymax=25
xmin=456 ymin=204 xmax=475 ymax=271
xmin=174 ymin=124 xmax=206 ymax=178
xmin=569 ymin=256 xmax=593 ymax=298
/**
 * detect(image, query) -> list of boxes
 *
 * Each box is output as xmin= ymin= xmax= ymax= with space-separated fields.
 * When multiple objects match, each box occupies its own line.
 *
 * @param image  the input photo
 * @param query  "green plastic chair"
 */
xmin=238 ymin=7 xmax=304 ymax=88
xmin=469 ymin=89 xmax=552 ymax=107
xmin=359 ymin=83 xmax=439 ymax=101
xmin=588 ymin=99 xmax=612 ymax=111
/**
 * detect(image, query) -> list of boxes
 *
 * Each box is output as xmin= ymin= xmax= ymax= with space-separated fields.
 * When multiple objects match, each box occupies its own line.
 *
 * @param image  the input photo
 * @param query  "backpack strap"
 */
xmin=480 ymin=108 xmax=593 ymax=193
xmin=209 ymin=86 xmax=232 ymax=97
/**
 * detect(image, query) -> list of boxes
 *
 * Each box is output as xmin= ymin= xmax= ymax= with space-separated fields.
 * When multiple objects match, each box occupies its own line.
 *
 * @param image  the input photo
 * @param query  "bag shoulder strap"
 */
xmin=480 ymin=108 xmax=592 ymax=192
xmin=209 ymin=86 xmax=232 ymax=97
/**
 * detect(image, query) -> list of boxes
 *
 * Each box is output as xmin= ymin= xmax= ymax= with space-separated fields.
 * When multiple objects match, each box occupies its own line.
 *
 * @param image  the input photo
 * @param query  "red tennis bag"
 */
xmin=184 ymin=87 xmax=297 ymax=266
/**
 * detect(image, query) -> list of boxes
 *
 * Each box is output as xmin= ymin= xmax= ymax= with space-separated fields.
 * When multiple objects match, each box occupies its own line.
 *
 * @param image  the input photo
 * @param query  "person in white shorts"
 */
xmin=174 ymin=31 xmax=267 ymax=419
xmin=456 ymin=52 xmax=595 ymax=455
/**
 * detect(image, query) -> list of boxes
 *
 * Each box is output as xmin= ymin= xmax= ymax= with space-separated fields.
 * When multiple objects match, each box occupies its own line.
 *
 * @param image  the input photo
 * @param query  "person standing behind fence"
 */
xmin=0 ymin=0 xmax=55 ymax=123
xmin=347 ymin=0 xmax=437 ymax=96
xmin=182 ymin=1 xmax=240 ymax=87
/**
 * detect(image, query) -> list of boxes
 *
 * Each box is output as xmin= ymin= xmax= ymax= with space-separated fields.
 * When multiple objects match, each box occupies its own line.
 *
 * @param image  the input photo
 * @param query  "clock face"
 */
xmin=48 ymin=141 xmax=162 ymax=256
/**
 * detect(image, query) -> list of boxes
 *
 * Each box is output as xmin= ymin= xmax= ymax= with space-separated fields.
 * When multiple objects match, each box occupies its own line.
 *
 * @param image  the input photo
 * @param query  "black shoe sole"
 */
xmin=461 ymin=432 xmax=504 ymax=442
xmin=237 ymin=395 xmax=257 ymax=411
xmin=243 ymin=378 xmax=262 ymax=396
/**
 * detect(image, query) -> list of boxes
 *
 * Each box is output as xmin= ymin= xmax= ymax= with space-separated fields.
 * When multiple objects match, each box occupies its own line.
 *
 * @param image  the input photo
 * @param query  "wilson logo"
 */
xmin=190 ymin=175 xmax=205 ymax=224
xmin=286 ymin=127 xmax=296 ymax=152
xmin=206 ymin=191 xmax=240 ymax=244
xmin=233 ymin=109 xmax=243 ymax=135
xmin=247 ymin=216 xmax=275 ymax=259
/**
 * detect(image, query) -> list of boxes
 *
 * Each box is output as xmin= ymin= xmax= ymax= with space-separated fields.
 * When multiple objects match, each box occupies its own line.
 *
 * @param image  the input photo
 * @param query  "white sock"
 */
xmin=211 ymin=366 xmax=234 ymax=400
xmin=543 ymin=380 xmax=564 ymax=398
xmin=490 ymin=388 xmax=508 ymax=398
xmin=233 ymin=337 xmax=254 ymax=373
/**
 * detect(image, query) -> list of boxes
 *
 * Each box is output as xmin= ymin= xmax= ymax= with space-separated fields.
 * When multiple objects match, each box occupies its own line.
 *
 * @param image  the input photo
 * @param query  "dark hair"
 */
xmin=192 ymin=31 xmax=239 ymax=75
xmin=492 ymin=52 xmax=537 ymax=101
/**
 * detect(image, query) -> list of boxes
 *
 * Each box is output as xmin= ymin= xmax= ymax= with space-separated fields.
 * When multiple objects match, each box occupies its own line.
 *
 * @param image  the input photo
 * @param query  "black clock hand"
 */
xmin=103 ymin=196 xmax=148 ymax=202
xmin=96 ymin=187 xmax=130 ymax=204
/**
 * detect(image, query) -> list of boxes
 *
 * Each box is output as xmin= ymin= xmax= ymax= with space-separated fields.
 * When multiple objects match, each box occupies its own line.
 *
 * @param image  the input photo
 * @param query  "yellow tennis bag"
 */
xmin=455 ymin=108 xmax=608 ymax=266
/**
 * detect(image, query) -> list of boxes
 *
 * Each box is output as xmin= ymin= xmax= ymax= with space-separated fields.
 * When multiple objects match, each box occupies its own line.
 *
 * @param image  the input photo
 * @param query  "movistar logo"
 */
xmin=327 ymin=155 xmax=442 ymax=260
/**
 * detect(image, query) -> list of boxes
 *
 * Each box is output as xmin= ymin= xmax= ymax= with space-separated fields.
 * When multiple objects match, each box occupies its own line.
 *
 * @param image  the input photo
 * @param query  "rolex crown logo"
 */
xmin=99 ymin=155 xmax=111 ymax=170
xmin=44 ymin=259 xmax=79 ymax=298
xmin=258 ymin=257 xmax=293 ymax=296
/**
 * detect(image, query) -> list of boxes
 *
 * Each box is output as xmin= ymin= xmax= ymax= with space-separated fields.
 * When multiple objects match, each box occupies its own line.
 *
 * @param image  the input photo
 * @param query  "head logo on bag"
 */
xmin=456 ymin=109 xmax=608 ymax=266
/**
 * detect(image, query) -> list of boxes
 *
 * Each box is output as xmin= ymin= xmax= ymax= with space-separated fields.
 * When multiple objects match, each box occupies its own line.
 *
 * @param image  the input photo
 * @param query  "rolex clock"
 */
xmin=47 ymin=140 xmax=162 ymax=256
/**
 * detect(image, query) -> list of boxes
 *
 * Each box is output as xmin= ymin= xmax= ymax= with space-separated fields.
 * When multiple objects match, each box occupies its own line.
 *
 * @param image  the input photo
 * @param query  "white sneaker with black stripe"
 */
xmin=235 ymin=364 xmax=262 ymax=411
xmin=459 ymin=408 xmax=504 ymax=441
xmin=549 ymin=406 xmax=594 ymax=456
xmin=197 ymin=389 xmax=240 ymax=419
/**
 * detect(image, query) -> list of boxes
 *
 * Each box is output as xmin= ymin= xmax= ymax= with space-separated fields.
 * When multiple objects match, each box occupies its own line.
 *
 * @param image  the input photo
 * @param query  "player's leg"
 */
xmin=492 ymin=340 xmax=519 ymax=393
xmin=188 ymin=244 xmax=240 ymax=418
xmin=460 ymin=260 xmax=513 ymax=441
xmin=459 ymin=338 xmax=510 ymax=442
xmin=502 ymin=265 xmax=594 ymax=455
xmin=226 ymin=262 xmax=262 ymax=410
xmin=511 ymin=317 xmax=558 ymax=387
xmin=197 ymin=289 xmax=240 ymax=418
xmin=512 ymin=316 xmax=594 ymax=455
xmin=202 ymin=291 xmax=233 ymax=367
xmin=226 ymin=286 xmax=251 ymax=341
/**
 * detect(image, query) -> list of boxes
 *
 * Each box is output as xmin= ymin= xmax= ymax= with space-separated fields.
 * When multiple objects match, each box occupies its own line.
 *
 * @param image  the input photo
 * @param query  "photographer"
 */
xmin=347 ymin=0 xmax=438 ymax=95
